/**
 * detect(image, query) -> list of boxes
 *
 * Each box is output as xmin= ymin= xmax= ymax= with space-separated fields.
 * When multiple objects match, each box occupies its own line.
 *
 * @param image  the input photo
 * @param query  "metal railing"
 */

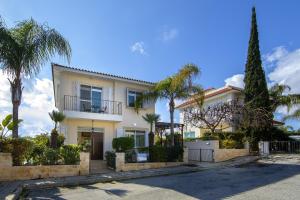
xmin=270 ymin=141 xmax=300 ymax=154
xmin=64 ymin=95 xmax=122 ymax=115
xmin=188 ymin=149 xmax=214 ymax=162
xmin=125 ymin=148 xmax=149 ymax=163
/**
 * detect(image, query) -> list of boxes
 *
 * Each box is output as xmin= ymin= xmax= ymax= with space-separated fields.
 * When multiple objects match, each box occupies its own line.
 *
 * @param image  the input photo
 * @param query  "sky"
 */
xmin=1 ymin=0 xmax=300 ymax=136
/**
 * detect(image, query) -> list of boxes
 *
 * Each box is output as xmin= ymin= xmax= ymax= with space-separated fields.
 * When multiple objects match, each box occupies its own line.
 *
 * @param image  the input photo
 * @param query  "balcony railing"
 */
xmin=64 ymin=95 xmax=122 ymax=115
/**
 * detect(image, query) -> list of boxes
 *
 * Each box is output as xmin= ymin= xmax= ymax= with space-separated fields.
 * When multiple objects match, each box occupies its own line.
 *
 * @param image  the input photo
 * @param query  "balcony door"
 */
xmin=80 ymin=85 xmax=102 ymax=113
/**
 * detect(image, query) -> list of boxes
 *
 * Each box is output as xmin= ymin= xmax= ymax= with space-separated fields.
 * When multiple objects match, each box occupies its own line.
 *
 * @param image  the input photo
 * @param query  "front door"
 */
xmin=91 ymin=132 xmax=104 ymax=160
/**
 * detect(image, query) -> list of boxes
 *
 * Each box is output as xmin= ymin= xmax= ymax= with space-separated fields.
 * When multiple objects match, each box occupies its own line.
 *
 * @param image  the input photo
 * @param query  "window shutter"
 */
xmin=126 ymin=88 xmax=129 ymax=106
xmin=102 ymin=87 xmax=109 ymax=100
xmin=145 ymin=131 xmax=149 ymax=147
xmin=116 ymin=128 xmax=124 ymax=138
xmin=71 ymin=81 xmax=80 ymax=110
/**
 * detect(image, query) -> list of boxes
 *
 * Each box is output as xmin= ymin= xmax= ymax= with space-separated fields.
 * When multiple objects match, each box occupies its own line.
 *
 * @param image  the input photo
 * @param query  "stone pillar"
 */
xmin=79 ymin=152 xmax=90 ymax=175
xmin=115 ymin=152 xmax=125 ymax=172
xmin=259 ymin=141 xmax=269 ymax=157
xmin=183 ymin=147 xmax=189 ymax=163
xmin=0 ymin=153 xmax=12 ymax=167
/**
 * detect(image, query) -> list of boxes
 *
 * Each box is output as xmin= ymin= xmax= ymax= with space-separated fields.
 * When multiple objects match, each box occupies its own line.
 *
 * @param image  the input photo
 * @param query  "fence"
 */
xmin=270 ymin=141 xmax=300 ymax=154
xmin=188 ymin=149 xmax=214 ymax=162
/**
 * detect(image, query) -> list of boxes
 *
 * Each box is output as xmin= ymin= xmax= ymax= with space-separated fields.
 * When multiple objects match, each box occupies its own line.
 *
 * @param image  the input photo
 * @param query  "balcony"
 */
xmin=63 ymin=95 xmax=123 ymax=122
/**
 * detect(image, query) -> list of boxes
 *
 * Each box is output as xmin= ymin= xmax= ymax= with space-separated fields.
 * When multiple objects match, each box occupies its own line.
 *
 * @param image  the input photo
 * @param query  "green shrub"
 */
xmin=112 ymin=137 xmax=134 ymax=152
xmin=220 ymin=139 xmax=244 ymax=149
xmin=32 ymin=133 xmax=50 ymax=147
xmin=199 ymin=136 xmax=219 ymax=141
xmin=149 ymin=145 xmax=183 ymax=162
xmin=105 ymin=151 xmax=116 ymax=169
xmin=57 ymin=134 xmax=65 ymax=148
xmin=0 ymin=138 xmax=13 ymax=153
xmin=149 ymin=146 xmax=167 ymax=162
xmin=165 ymin=133 xmax=182 ymax=146
xmin=31 ymin=144 xmax=46 ymax=165
xmin=269 ymin=127 xmax=292 ymax=141
xmin=166 ymin=146 xmax=183 ymax=162
xmin=43 ymin=148 xmax=60 ymax=165
xmin=60 ymin=145 xmax=80 ymax=165
xmin=7 ymin=138 xmax=34 ymax=166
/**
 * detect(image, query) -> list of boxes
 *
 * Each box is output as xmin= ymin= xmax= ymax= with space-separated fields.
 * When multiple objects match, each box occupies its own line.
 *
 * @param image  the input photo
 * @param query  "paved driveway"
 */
xmin=25 ymin=155 xmax=300 ymax=200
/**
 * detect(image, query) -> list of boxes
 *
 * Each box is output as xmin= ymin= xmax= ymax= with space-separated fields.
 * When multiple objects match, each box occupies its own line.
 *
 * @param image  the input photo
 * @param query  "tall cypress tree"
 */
xmin=244 ymin=7 xmax=271 ymax=112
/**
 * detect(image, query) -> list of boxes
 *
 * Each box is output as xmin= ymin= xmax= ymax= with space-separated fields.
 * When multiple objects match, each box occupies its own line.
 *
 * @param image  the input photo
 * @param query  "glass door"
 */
xmin=80 ymin=85 xmax=91 ymax=112
xmin=91 ymin=87 xmax=102 ymax=113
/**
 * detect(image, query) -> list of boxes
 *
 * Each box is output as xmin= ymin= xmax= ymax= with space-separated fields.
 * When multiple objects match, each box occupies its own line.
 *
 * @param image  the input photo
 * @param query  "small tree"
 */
xmin=142 ymin=113 xmax=160 ymax=147
xmin=0 ymin=114 xmax=22 ymax=139
xmin=136 ymin=64 xmax=203 ymax=146
xmin=183 ymin=101 xmax=239 ymax=134
xmin=49 ymin=110 xmax=65 ymax=148
xmin=183 ymin=100 xmax=273 ymax=142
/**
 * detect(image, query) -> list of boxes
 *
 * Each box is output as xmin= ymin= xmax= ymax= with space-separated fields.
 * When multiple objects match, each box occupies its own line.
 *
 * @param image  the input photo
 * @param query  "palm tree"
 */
xmin=283 ymin=109 xmax=300 ymax=121
xmin=49 ymin=110 xmax=66 ymax=148
xmin=136 ymin=64 xmax=203 ymax=146
xmin=269 ymin=84 xmax=300 ymax=113
xmin=142 ymin=113 xmax=160 ymax=147
xmin=0 ymin=18 xmax=71 ymax=138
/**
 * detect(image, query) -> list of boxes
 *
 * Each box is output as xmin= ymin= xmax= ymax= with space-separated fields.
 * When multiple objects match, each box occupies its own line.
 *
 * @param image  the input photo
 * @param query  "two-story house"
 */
xmin=177 ymin=85 xmax=284 ymax=139
xmin=176 ymin=85 xmax=243 ymax=138
xmin=52 ymin=63 xmax=155 ymax=161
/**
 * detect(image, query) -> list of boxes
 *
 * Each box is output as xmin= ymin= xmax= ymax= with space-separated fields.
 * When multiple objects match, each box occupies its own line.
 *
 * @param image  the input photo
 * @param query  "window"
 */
xmin=184 ymin=131 xmax=195 ymax=138
xmin=125 ymin=130 xmax=146 ymax=147
xmin=127 ymin=90 xmax=142 ymax=108
xmin=80 ymin=85 xmax=102 ymax=112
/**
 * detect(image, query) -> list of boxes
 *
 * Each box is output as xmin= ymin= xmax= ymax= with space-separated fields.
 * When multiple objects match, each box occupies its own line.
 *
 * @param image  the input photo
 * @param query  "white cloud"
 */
xmin=130 ymin=41 xmax=147 ymax=55
xmin=264 ymin=46 xmax=288 ymax=63
xmin=224 ymin=74 xmax=244 ymax=88
xmin=224 ymin=46 xmax=300 ymax=119
xmin=0 ymin=70 xmax=54 ymax=137
xmin=161 ymin=27 xmax=178 ymax=42
xmin=268 ymin=47 xmax=300 ymax=94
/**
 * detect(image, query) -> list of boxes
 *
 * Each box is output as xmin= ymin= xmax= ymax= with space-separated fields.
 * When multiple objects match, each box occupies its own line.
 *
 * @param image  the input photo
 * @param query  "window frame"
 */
xmin=80 ymin=84 xmax=102 ymax=112
xmin=125 ymin=129 xmax=146 ymax=148
xmin=127 ymin=89 xmax=143 ymax=108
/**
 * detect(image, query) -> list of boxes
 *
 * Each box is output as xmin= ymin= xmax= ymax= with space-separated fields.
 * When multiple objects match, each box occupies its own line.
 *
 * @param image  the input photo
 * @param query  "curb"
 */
xmin=5 ymin=156 xmax=259 ymax=200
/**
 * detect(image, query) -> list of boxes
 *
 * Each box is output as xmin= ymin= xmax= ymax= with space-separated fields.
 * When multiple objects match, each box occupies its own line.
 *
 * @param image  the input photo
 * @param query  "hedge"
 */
xmin=112 ymin=137 xmax=134 ymax=152
xmin=105 ymin=151 xmax=116 ymax=169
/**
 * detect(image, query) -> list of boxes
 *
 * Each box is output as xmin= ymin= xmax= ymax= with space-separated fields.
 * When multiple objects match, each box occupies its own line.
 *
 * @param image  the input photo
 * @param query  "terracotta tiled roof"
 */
xmin=52 ymin=63 xmax=155 ymax=86
xmin=176 ymin=85 xmax=243 ymax=109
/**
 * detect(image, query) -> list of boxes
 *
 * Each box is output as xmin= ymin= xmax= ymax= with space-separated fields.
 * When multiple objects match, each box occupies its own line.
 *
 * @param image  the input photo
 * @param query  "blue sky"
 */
xmin=1 ymin=0 xmax=300 ymax=135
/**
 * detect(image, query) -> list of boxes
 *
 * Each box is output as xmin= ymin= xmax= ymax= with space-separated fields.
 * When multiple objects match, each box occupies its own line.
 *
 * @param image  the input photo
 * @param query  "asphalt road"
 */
xmin=25 ymin=155 xmax=300 ymax=200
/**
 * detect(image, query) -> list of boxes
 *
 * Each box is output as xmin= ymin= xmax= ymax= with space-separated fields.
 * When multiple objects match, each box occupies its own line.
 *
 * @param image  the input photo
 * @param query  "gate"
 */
xmin=270 ymin=141 xmax=300 ymax=154
xmin=188 ymin=149 xmax=214 ymax=162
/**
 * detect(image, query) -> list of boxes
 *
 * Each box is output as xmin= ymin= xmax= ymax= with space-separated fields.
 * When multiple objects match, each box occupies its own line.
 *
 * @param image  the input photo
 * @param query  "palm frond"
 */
xmin=49 ymin=110 xmax=65 ymax=123
xmin=283 ymin=109 xmax=300 ymax=121
xmin=0 ymin=19 xmax=21 ymax=77
xmin=10 ymin=18 xmax=71 ymax=77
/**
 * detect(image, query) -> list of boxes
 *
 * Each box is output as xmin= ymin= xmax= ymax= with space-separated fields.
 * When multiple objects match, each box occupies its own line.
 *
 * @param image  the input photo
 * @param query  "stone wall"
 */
xmin=214 ymin=149 xmax=249 ymax=162
xmin=115 ymin=149 xmax=188 ymax=172
xmin=0 ymin=153 xmax=12 ymax=167
xmin=0 ymin=152 xmax=90 ymax=181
